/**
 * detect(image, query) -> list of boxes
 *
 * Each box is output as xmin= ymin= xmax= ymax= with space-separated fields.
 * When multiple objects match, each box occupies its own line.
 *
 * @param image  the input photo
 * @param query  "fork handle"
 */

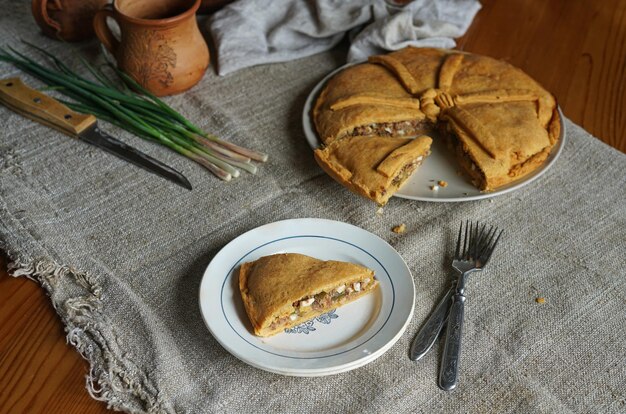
xmin=439 ymin=293 xmax=466 ymax=391
xmin=409 ymin=286 xmax=453 ymax=361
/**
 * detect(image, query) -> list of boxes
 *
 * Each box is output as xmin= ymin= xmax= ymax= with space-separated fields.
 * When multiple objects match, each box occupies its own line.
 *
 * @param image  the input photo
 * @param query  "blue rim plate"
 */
xmin=199 ymin=218 xmax=415 ymax=376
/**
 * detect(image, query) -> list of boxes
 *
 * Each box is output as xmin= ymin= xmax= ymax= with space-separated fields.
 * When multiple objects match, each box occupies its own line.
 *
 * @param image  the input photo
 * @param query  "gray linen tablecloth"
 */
xmin=1 ymin=4 xmax=625 ymax=413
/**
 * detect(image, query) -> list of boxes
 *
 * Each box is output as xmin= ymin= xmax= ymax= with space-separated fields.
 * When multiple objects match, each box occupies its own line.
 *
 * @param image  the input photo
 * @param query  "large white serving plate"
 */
xmin=302 ymin=64 xmax=566 ymax=202
xmin=199 ymin=218 xmax=415 ymax=376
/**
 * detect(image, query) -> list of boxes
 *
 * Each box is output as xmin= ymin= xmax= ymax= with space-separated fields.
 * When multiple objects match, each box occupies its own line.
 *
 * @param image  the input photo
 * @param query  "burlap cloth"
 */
xmin=1 ymin=4 xmax=625 ymax=413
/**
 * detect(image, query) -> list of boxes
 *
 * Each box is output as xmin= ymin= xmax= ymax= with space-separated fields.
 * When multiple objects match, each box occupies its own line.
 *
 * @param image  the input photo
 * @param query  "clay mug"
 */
xmin=93 ymin=0 xmax=209 ymax=96
xmin=32 ymin=0 xmax=109 ymax=41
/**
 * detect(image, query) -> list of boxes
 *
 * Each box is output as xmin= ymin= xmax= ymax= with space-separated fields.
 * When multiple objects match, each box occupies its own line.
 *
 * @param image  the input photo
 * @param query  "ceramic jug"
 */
xmin=32 ymin=0 xmax=109 ymax=41
xmin=93 ymin=0 xmax=209 ymax=96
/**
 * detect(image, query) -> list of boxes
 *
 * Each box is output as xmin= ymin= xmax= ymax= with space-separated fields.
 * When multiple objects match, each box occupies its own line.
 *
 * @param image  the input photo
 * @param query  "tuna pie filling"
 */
xmin=269 ymin=278 xmax=377 ymax=330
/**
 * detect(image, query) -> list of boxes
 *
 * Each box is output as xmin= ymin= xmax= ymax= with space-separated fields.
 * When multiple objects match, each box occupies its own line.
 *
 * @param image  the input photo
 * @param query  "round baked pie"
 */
xmin=313 ymin=47 xmax=561 ymax=205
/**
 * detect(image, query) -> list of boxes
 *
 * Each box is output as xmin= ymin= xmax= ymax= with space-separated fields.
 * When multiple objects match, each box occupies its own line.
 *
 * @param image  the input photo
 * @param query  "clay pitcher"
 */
xmin=93 ymin=0 xmax=209 ymax=96
xmin=32 ymin=0 xmax=109 ymax=41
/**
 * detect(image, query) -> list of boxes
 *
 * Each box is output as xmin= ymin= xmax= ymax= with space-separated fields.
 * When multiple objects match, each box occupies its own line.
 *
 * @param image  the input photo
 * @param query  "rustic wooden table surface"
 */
xmin=1 ymin=0 xmax=624 ymax=412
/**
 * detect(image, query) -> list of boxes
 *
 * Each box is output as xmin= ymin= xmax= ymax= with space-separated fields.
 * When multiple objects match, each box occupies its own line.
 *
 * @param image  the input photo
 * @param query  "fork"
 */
xmin=438 ymin=221 xmax=503 ymax=391
xmin=409 ymin=222 xmax=503 ymax=362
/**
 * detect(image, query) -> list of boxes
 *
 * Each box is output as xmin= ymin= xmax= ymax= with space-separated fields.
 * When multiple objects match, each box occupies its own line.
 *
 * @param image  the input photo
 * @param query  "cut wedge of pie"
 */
xmin=312 ymin=47 xmax=561 ymax=202
xmin=314 ymin=135 xmax=432 ymax=206
xmin=239 ymin=253 xmax=378 ymax=337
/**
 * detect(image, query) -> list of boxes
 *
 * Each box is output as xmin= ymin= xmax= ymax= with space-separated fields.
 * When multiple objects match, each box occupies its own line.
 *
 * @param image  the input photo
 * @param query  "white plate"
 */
xmin=302 ymin=64 xmax=566 ymax=202
xmin=199 ymin=218 xmax=415 ymax=376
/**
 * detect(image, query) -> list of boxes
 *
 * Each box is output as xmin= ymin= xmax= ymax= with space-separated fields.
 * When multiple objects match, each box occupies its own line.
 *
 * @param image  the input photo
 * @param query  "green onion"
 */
xmin=0 ymin=43 xmax=268 ymax=181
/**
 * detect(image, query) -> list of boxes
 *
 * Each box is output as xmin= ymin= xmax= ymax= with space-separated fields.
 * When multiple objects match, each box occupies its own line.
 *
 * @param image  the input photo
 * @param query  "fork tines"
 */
xmin=456 ymin=221 xmax=503 ymax=265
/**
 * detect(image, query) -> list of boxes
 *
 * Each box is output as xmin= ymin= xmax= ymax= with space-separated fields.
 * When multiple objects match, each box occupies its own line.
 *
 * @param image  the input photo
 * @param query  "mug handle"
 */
xmin=93 ymin=4 xmax=120 ymax=55
xmin=31 ymin=0 xmax=62 ymax=35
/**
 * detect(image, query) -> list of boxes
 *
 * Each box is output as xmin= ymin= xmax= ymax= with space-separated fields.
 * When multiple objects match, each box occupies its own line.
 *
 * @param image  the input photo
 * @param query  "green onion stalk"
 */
xmin=0 ymin=42 xmax=268 ymax=181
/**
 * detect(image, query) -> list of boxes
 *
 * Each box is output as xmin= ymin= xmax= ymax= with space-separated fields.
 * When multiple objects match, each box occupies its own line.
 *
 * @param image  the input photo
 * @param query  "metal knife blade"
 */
xmin=80 ymin=125 xmax=192 ymax=190
xmin=0 ymin=77 xmax=192 ymax=190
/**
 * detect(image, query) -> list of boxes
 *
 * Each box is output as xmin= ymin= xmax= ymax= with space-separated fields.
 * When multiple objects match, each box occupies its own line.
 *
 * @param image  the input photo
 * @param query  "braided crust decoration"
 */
xmin=313 ymin=47 xmax=560 ymax=199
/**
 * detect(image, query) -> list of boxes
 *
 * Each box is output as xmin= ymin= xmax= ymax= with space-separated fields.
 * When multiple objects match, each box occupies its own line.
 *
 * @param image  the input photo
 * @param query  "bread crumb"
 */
xmin=438 ymin=180 xmax=448 ymax=187
xmin=535 ymin=297 xmax=546 ymax=304
xmin=430 ymin=185 xmax=439 ymax=191
xmin=392 ymin=224 xmax=406 ymax=234
xmin=376 ymin=207 xmax=384 ymax=216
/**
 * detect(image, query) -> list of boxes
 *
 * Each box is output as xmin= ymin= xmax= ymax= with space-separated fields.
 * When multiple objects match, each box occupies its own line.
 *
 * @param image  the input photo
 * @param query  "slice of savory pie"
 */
xmin=239 ymin=253 xmax=378 ymax=337
xmin=314 ymin=135 xmax=432 ymax=205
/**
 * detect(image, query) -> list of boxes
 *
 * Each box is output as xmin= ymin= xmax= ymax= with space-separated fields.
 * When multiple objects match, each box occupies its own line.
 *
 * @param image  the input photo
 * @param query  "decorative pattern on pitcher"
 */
xmin=126 ymin=31 xmax=177 ymax=88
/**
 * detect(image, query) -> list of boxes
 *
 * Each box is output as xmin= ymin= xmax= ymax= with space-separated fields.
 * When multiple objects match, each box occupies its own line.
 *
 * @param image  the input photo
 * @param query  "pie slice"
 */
xmin=314 ymin=135 xmax=432 ymax=205
xmin=239 ymin=253 xmax=378 ymax=337
xmin=313 ymin=62 xmax=429 ymax=145
xmin=439 ymin=101 xmax=559 ymax=189
xmin=313 ymin=48 xmax=444 ymax=145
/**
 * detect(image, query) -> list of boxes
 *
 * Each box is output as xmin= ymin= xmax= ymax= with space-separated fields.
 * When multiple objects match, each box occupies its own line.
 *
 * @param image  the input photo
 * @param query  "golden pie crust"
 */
xmin=239 ymin=253 xmax=378 ymax=337
xmin=313 ymin=47 xmax=561 ymax=199
xmin=315 ymin=135 xmax=432 ymax=205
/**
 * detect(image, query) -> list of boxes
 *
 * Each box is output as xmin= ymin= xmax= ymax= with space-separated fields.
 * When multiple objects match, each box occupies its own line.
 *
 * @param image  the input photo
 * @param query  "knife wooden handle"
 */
xmin=0 ymin=77 xmax=96 ymax=137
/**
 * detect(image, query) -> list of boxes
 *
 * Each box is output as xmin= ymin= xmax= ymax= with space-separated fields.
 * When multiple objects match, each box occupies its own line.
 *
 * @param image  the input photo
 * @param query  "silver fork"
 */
xmin=438 ymin=221 xmax=503 ymax=391
xmin=409 ymin=222 xmax=503 ymax=362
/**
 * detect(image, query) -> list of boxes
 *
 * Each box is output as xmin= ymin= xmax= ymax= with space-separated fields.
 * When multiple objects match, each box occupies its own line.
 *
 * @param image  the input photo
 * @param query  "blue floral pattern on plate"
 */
xmin=284 ymin=309 xmax=339 ymax=334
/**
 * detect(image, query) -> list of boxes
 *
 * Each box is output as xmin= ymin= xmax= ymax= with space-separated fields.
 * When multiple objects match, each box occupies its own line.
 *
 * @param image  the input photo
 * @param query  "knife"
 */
xmin=409 ymin=282 xmax=454 ymax=361
xmin=0 ymin=77 xmax=192 ymax=190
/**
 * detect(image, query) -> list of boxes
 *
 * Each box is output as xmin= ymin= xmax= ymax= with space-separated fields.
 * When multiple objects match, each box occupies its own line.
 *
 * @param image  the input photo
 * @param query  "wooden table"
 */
xmin=1 ymin=0 xmax=624 ymax=412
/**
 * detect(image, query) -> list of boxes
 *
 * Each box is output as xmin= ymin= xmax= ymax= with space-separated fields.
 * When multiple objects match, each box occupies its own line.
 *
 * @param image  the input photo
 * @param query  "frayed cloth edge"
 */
xmin=6 ymin=254 xmax=171 ymax=414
